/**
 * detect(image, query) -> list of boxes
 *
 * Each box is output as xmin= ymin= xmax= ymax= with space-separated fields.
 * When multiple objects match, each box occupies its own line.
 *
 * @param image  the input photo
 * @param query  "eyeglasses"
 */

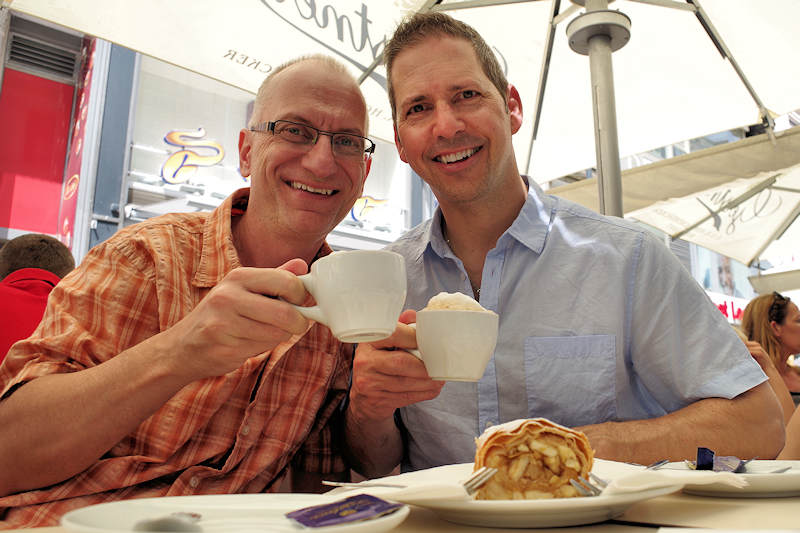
xmin=250 ymin=120 xmax=375 ymax=158
xmin=769 ymin=291 xmax=788 ymax=323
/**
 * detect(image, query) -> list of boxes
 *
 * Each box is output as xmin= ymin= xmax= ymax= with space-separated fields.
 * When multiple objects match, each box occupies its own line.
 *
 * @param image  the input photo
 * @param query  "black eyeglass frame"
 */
xmin=250 ymin=120 xmax=375 ymax=156
xmin=768 ymin=291 xmax=789 ymax=324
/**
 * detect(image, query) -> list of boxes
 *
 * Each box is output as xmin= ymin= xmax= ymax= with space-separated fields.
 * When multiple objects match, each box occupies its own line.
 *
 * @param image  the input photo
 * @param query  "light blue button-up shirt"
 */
xmin=385 ymin=178 xmax=766 ymax=471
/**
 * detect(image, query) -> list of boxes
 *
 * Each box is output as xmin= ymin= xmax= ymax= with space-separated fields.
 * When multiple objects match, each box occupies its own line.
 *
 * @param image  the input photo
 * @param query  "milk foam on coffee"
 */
xmin=423 ymin=291 xmax=490 ymax=312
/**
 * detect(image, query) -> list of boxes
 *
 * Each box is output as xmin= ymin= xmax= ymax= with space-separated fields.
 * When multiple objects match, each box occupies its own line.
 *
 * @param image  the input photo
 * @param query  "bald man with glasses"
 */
xmin=0 ymin=55 xmax=374 ymax=528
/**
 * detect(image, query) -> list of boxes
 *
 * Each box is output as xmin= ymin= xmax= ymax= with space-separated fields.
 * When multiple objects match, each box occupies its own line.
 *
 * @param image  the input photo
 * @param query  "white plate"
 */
xmin=661 ymin=460 xmax=800 ymax=497
xmin=61 ymin=493 xmax=409 ymax=533
xmin=408 ymin=484 xmax=679 ymax=528
xmin=337 ymin=461 xmax=681 ymax=528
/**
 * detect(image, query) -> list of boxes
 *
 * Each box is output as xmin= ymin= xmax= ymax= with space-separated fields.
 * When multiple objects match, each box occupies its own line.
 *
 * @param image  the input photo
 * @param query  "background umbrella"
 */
xmin=5 ymin=0 xmax=800 ymax=215
xmin=550 ymin=124 xmax=800 ymax=215
xmin=626 ymin=162 xmax=800 ymax=268
xmin=550 ymin=124 xmax=800 ymax=279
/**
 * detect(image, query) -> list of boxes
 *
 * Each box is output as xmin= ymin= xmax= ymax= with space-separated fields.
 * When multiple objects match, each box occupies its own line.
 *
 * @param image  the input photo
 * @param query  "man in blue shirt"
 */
xmin=343 ymin=12 xmax=784 ymax=477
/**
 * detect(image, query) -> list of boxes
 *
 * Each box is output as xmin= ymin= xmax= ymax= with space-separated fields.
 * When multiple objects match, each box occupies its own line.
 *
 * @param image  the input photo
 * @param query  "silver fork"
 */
xmin=322 ymin=466 xmax=498 ymax=494
xmin=646 ymin=459 xmax=669 ymax=470
xmin=569 ymin=473 xmax=608 ymax=497
xmin=463 ymin=466 xmax=498 ymax=495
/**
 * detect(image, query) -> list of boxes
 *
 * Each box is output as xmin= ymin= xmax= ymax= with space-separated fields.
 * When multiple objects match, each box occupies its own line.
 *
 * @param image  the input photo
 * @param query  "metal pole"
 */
xmin=566 ymin=0 xmax=630 ymax=217
xmin=587 ymin=30 xmax=623 ymax=216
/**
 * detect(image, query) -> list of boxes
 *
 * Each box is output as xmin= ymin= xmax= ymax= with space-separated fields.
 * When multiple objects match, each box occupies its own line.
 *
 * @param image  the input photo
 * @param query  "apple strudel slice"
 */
xmin=473 ymin=418 xmax=594 ymax=500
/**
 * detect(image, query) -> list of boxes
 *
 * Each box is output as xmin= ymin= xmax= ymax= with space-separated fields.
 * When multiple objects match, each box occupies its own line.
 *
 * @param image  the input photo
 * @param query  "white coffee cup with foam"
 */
xmin=406 ymin=292 xmax=499 ymax=381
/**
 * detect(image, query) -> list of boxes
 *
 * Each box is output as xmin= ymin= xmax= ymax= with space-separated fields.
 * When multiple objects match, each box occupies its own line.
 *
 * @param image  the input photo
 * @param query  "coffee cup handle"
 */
xmin=402 ymin=323 xmax=422 ymax=359
xmin=286 ymin=273 xmax=327 ymax=326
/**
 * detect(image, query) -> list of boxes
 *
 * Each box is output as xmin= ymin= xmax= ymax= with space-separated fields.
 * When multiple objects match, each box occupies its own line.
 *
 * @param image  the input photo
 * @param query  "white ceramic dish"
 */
xmin=61 ymin=493 xmax=409 ymax=533
xmin=335 ymin=461 xmax=680 ymax=528
xmin=662 ymin=460 xmax=800 ymax=497
xmin=405 ymin=484 xmax=679 ymax=528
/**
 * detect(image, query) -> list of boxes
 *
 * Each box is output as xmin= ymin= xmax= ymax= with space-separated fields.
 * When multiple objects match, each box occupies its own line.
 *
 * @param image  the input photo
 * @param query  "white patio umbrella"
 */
xmin=5 ymin=0 xmax=800 ymax=215
xmin=626 ymin=163 xmax=800 ymax=267
xmin=549 ymin=125 xmax=800 ymax=270
xmin=550 ymin=124 xmax=800 ymax=215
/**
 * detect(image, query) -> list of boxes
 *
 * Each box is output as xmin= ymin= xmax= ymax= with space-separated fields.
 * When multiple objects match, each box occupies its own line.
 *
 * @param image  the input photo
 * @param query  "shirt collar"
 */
xmin=410 ymin=175 xmax=555 ymax=261
xmin=194 ymin=188 xmax=249 ymax=288
xmin=193 ymin=187 xmax=334 ymax=287
xmin=1 ymin=267 xmax=61 ymax=287
xmin=507 ymin=176 xmax=554 ymax=255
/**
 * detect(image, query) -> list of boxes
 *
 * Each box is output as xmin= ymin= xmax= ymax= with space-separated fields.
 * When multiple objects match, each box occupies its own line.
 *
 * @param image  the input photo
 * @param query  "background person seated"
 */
xmin=0 ymin=233 xmax=75 ymax=363
xmin=732 ymin=325 xmax=795 ymax=424
xmin=742 ymin=292 xmax=800 ymax=402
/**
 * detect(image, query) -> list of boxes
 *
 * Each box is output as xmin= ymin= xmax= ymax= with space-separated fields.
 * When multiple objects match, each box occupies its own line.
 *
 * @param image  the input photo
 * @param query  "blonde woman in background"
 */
xmin=732 ymin=326 xmax=794 ymax=424
xmin=741 ymin=292 xmax=800 ymax=459
xmin=742 ymin=292 xmax=800 ymax=395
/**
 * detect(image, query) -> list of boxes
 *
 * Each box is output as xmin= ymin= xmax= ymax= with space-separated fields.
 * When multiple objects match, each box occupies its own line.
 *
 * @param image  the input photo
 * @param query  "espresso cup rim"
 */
xmin=417 ymin=308 xmax=497 ymax=316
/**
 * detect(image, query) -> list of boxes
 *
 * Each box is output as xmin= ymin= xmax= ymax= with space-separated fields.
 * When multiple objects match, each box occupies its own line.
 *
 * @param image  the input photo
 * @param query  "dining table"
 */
xmin=2 ymin=486 xmax=797 ymax=533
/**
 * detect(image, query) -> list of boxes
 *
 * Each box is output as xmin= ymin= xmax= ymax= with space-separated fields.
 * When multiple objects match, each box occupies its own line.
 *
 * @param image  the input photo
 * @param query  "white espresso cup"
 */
xmin=290 ymin=250 xmax=406 ymax=343
xmin=407 ymin=309 xmax=499 ymax=381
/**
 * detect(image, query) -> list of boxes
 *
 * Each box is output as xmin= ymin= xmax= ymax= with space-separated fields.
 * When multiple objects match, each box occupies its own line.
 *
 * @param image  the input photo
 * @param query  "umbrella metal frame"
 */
xmin=352 ymin=0 xmax=777 ymax=218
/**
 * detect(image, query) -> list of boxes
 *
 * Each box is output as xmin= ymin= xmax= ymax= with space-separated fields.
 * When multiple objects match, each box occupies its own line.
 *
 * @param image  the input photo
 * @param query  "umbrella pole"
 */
xmin=588 ymin=32 xmax=623 ymax=216
xmin=567 ymin=0 xmax=630 ymax=217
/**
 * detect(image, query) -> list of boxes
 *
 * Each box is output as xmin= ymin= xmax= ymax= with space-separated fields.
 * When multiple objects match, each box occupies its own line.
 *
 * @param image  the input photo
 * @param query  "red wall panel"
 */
xmin=0 ymin=68 xmax=74 ymax=234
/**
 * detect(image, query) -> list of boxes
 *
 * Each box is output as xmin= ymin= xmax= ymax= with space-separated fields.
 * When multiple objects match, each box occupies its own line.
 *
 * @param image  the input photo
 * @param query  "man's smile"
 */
xmin=289 ymin=180 xmax=337 ymax=196
xmin=433 ymin=146 xmax=482 ymax=164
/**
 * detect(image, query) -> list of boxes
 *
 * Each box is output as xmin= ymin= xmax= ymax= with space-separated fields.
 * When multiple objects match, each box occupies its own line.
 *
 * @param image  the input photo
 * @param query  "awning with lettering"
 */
xmin=550 ymin=126 xmax=800 ymax=267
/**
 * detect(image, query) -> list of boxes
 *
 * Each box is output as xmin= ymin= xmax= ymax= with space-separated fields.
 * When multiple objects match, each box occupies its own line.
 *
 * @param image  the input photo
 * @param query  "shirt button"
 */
xmin=241 ymin=425 xmax=250 ymax=436
xmin=189 ymin=476 xmax=200 ymax=488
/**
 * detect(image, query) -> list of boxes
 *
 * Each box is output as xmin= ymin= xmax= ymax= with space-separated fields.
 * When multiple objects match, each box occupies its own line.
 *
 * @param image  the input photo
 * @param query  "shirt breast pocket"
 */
xmin=524 ymin=335 xmax=616 ymax=427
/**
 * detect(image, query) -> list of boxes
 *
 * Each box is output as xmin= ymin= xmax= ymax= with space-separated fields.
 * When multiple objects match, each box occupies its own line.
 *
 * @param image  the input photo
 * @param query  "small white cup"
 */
xmin=407 ymin=309 xmax=499 ymax=381
xmin=291 ymin=250 xmax=406 ymax=343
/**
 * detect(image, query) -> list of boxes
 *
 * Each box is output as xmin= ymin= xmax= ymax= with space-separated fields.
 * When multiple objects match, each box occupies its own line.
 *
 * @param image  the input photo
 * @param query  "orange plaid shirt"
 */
xmin=0 ymin=188 xmax=353 ymax=528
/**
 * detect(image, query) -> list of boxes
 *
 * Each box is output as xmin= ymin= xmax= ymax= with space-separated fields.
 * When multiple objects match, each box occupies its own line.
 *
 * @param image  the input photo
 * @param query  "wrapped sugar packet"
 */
xmin=689 ymin=447 xmax=746 ymax=473
xmin=696 ymin=447 xmax=715 ymax=470
xmin=286 ymin=494 xmax=402 ymax=528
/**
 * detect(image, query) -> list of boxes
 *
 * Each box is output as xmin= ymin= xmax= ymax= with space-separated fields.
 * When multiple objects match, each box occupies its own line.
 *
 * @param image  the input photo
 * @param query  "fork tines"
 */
xmin=589 ymin=472 xmax=609 ymax=489
xmin=645 ymin=459 xmax=669 ymax=470
xmin=463 ymin=466 xmax=498 ymax=495
xmin=570 ymin=475 xmax=604 ymax=497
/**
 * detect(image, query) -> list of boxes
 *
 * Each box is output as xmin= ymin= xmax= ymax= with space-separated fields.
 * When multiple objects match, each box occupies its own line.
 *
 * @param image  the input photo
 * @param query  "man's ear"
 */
xmin=356 ymin=154 xmax=371 ymax=194
xmin=364 ymin=155 xmax=373 ymax=179
xmin=507 ymin=84 xmax=523 ymax=134
xmin=394 ymin=125 xmax=408 ymax=163
xmin=238 ymin=129 xmax=252 ymax=177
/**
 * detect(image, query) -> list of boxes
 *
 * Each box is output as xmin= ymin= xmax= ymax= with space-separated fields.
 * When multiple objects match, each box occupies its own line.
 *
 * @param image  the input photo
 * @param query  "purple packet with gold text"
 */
xmin=286 ymin=494 xmax=402 ymax=528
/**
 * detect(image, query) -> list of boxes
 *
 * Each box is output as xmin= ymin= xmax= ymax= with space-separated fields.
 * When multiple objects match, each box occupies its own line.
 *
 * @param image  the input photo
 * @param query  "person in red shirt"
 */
xmin=0 ymin=233 xmax=75 ymax=362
